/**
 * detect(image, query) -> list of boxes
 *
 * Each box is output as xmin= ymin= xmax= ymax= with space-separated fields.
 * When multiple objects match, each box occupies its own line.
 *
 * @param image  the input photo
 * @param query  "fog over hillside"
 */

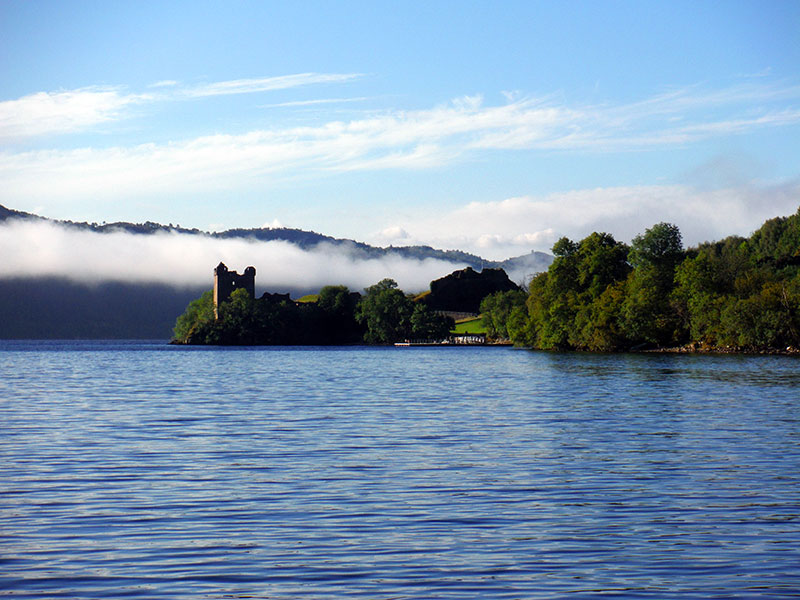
xmin=0 ymin=206 xmax=552 ymax=292
xmin=0 ymin=205 xmax=552 ymax=338
xmin=0 ymin=219 xmax=465 ymax=293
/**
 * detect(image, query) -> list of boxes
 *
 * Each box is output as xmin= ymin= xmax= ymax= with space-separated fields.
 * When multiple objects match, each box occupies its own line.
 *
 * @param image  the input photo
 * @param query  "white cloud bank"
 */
xmin=0 ymin=219 xmax=465 ymax=292
xmin=370 ymin=181 xmax=800 ymax=259
xmin=1 ymin=181 xmax=795 ymax=290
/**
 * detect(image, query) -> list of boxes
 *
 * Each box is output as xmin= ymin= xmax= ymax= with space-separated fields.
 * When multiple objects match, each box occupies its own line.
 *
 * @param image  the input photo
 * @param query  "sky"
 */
xmin=1 ymin=0 xmax=800 ymax=269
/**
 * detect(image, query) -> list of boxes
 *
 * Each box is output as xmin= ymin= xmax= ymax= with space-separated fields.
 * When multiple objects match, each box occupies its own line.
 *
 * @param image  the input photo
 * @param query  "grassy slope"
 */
xmin=453 ymin=317 xmax=487 ymax=334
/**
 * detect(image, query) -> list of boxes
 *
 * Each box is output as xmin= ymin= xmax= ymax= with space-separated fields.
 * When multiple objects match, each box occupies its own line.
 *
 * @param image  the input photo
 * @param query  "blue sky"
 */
xmin=2 ymin=0 xmax=799 ymax=260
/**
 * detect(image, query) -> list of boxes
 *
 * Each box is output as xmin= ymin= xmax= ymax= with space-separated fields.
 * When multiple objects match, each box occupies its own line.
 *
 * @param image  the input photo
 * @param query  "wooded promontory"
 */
xmin=177 ymin=206 xmax=800 ymax=351
xmin=479 ymin=207 xmax=800 ymax=353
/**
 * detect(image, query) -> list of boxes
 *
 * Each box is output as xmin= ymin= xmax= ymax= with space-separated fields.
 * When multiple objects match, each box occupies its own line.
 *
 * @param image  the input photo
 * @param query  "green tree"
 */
xmin=172 ymin=290 xmax=215 ymax=343
xmin=524 ymin=272 xmax=549 ymax=348
xmin=575 ymin=280 xmax=628 ymax=351
xmin=318 ymin=285 xmax=355 ymax=314
xmin=410 ymin=303 xmax=454 ymax=340
xmin=552 ymin=236 xmax=578 ymax=258
xmin=628 ymin=222 xmax=684 ymax=274
xmin=748 ymin=208 xmax=800 ymax=263
xmin=506 ymin=303 xmax=533 ymax=346
xmin=672 ymin=253 xmax=728 ymax=344
xmin=253 ymin=296 xmax=295 ymax=344
xmin=355 ymin=279 xmax=414 ymax=343
xmin=623 ymin=222 xmax=685 ymax=346
xmin=672 ymin=234 xmax=765 ymax=346
xmin=523 ymin=232 xmax=630 ymax=350
xmin=217 ymin=287 xmax=257 ymax=344
xmin=575 ymin=232 xmax=631 ymax=299
xmin=480 ymin=289 xmax=527 ymax=340
xmin=532 ymin=237 xmax=580 ymax=348
xmin=317 ymin=285 xmax=362 ymax=343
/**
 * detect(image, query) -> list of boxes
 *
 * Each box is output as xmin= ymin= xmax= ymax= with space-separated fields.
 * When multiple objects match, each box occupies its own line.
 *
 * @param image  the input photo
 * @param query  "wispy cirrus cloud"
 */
xmin=259 ymin=97 xmax=371 ymax=109
xmin=182 ymin=72 xmax=362 ymax=98
xmin=1 ymin=97 xmax=560 ymax=200
xmin=0 ymin=86 xmax=149 ymax=141
xmin=1 ymin=80 xmax=799 ymax=203
xmin=0 ymin=72 xmax=363 ymax=141
xmin=148 ymin=80 xmax=179 ymax=88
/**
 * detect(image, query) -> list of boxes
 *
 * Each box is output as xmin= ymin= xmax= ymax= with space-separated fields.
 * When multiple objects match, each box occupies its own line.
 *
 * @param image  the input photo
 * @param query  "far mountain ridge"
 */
xmin=0 ymin=203 xmax=553 ymax=277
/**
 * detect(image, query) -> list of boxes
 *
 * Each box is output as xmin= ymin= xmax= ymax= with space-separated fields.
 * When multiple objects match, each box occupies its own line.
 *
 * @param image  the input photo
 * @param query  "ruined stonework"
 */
xmin=213 ymin=262 xmax=256 ymax=314
xmin=423 ymin=266 xmax=520 ymax=313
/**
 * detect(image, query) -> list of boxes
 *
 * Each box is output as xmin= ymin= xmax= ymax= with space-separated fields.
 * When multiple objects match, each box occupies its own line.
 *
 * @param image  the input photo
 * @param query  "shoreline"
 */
xmin=642 ymin=342 xmax=800 ymax=356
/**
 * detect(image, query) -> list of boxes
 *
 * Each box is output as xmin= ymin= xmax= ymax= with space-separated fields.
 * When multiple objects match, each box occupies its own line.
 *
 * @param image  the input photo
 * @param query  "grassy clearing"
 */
xmin=453 ymin=316 xmax=487 ymax=334
xmin=296 ymin=294 xmax=319 ymax=303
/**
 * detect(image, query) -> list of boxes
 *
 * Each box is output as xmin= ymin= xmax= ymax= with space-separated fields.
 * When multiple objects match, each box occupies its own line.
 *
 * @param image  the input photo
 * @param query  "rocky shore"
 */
xmin=644 ymin=342 xmax=800 ymax=356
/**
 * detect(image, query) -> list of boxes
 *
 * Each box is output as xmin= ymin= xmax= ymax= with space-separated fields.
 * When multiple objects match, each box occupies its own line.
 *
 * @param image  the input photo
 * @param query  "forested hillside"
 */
xmin=481 ymin=208 xmax=800 ymax=352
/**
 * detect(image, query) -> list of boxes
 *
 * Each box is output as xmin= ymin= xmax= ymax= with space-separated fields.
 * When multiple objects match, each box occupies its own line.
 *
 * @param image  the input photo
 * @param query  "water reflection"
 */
xmin=0 ymin=342 xmax=798 ymax=598
xmin=538 ymin=348 xmax=800 ymax=388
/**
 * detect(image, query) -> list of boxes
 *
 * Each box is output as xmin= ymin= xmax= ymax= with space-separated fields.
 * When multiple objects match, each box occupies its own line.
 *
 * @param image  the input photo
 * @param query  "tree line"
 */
xmin=175 ymin=207 xmax=799 ymax=351
xmin=480 ymin=208 xmax=800 ymax=351
xmin=172 ymin=279 xmax=454 ymax=345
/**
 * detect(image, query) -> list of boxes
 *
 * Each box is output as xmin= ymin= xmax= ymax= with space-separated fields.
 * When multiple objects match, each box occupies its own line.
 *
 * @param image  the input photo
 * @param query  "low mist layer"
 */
xmin=0 ymin=219 xmax=466 ymax=293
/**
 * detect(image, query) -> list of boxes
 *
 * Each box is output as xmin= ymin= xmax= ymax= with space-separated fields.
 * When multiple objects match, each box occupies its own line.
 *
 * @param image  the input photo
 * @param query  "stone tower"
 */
xmin=213 ymin=262 xmax=256 ymax=316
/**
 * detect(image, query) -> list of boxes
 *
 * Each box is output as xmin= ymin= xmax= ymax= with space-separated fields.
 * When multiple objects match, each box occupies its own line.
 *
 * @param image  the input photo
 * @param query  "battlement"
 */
xmin=213 ymin=262 xmax=256 ymax=316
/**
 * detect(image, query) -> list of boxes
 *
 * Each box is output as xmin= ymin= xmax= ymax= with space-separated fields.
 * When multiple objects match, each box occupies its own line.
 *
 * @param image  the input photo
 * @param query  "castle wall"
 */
xmin=213 ymin=262 xmax=256 ymax=316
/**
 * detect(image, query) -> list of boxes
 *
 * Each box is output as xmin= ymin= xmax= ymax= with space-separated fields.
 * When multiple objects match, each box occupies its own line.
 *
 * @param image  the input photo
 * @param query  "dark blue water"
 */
xmin=1 ymin=341 xmax=799 ymax=598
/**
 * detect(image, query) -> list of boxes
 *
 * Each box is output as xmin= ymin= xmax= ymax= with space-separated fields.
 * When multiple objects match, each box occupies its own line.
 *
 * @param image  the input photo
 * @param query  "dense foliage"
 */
xmin=173 ymin=280 xmax=454 ymax=345
xmin=174 ymin=208 xmax=800 ymax=350
xmin=483 ymin=209 xmax=800 ymax=351
xmin=355 ymin=279 xmax=454 ymax=343
xmin=173 ymin=286 xmax=363 ymax=345
xmin=479 ymin=290 xmax=527 ymax=340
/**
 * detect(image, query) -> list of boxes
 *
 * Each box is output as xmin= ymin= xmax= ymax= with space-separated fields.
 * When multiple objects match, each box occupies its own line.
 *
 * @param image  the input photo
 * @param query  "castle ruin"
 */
xmin=213 ymin=262 xmax=256 ymax=316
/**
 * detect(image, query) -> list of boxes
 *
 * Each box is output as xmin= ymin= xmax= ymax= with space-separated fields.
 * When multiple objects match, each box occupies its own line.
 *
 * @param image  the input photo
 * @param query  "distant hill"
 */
xmin=0 ymin=204 xmax=43 ymax=222
xmin=0 ymin=202 xmax=552 ymax=275
xmin=0 ymin=203 xmax=553 ymax=339
xmin=497 ymin=250 xmax=555 ymax=285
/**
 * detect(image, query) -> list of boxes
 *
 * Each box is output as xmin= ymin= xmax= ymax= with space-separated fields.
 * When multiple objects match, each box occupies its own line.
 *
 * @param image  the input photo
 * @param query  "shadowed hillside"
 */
xmin=0 ymin=204 xmax=553 ymax=339
xmin=0 ymin=279 xmax=206 ymax=339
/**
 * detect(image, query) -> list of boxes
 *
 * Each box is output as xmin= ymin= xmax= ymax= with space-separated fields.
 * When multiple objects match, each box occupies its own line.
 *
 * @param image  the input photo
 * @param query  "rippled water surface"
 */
xmin=1 ymin=341 xmax=799 ymax=598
